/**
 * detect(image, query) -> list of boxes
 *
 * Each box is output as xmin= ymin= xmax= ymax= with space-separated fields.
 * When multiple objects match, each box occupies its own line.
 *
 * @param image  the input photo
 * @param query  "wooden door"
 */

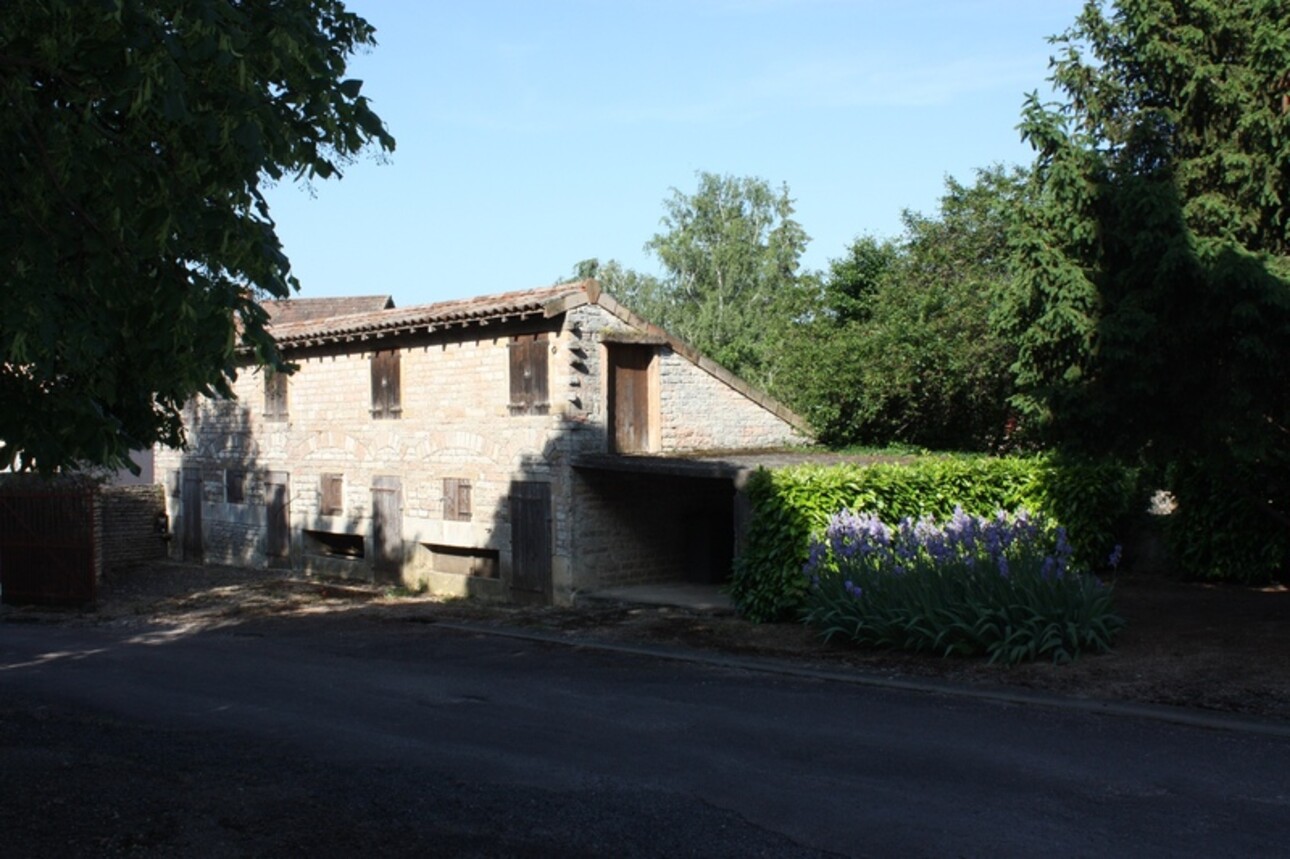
xmin=510 ymin=481 xmax=552 ymax=600
xmin=371 ymin=476 xmax=402 ymax=583
xmin=265 ymin=472 xmax=290 ymax=567
xmin=609 ymin=345 xmax=654 ymax=453
xmin=181 ymin=468 xmax=203 ymax=562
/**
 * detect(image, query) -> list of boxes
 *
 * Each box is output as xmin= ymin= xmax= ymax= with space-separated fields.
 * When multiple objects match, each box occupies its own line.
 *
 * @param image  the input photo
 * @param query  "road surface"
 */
xmin=2 ymin=611 xmax=1288 ymax=856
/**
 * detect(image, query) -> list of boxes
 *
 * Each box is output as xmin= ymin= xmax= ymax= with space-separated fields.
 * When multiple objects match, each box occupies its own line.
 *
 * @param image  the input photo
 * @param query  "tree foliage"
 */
xmin=644 ymin=173 xmax=812 ymax=387
xmin=777 ymin=168 xmax=1027 ymax=450
xmin=568 ymin=258 xmax=666 ymax=320
xmin=1003 ymin=0 xmax=1290 ymax=576
xmin=0 ymin=0 xmax=394 ymax=472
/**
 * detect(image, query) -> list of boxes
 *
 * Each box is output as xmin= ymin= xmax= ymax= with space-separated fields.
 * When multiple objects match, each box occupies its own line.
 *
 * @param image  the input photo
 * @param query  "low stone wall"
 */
xmin=100 ymin=484 xmax=169 ymax=570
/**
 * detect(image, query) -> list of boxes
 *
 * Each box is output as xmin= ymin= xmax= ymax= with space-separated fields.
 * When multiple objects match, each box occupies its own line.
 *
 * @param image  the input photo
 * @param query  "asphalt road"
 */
xmin=2 ymin=612 xmax=1288 ymax=857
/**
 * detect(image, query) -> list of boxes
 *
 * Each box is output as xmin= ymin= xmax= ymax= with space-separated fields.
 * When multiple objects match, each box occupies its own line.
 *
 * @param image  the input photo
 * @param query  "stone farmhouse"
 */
xmin=155 ymin=279 xmax=808 ymax=604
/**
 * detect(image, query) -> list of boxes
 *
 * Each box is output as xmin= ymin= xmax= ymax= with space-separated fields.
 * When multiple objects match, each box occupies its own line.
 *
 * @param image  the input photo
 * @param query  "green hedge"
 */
xmin=1166 ymin=461 xmax=1288 ymax=585
xmin=730 ymin=455 xmax=1138 ymax=622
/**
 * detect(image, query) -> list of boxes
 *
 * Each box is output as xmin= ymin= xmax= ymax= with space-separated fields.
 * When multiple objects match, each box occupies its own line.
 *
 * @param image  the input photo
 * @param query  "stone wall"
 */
xmin=99 ymin=484 xmax=169 ymax=570
xmin=155 ymin=299 xmax=806 ymax=602
xmin=156 ymin=318 xmax=572 ymax=596
xmin=656 ymin=347 xmax=807 ymax=451
xmin=570 ymin=469 xmax=736 ymax=591
xmin=567 ymin=303 xmax=807 ymax=454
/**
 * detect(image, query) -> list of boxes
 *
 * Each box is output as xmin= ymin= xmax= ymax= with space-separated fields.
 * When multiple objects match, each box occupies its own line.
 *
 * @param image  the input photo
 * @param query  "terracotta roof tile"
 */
xmin=268 ymin=282 xmax=590 ymax=346
xmin=263 ymin=295 xmax=395 ymax=326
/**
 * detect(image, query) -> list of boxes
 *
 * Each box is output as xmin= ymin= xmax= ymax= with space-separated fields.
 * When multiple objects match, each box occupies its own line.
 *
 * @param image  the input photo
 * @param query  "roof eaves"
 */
xmin=268 ymin=281 xmax=591 ymax=349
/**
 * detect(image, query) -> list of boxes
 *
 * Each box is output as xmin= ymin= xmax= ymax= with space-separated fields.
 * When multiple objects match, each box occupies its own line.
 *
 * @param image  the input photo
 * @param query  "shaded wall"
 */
xmin=100 ymin=484 xmax=168 ymax=570
xmin=572 ymin=469 xmax=736 ymax=590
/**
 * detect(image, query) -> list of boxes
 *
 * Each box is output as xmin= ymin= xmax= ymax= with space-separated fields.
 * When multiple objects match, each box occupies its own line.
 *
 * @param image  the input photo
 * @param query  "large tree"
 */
xmin=1003 ymin=0 xmax=1290 ymax=578
xmin=645 ymin=172 xmax=812 ymax=387
xmin=0 ymin=0 xmax=394 ymax=472
xmin=778 ymin=167 xmax=1027 ymax=450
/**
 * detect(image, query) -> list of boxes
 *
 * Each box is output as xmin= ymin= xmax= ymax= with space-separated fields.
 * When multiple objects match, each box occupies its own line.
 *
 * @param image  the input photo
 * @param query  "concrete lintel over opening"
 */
xmin=570 ymin=452 xmax=748 ymax=484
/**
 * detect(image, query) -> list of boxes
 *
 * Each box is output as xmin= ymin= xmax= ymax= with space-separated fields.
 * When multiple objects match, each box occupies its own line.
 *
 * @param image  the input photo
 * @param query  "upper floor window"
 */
xmin=264 ymin=371 xmax=288 ymax=421
xmin=370 ymin=350 xmax=402 ymax=419
xmin=509 ymin=333 xmax=549 ymax=415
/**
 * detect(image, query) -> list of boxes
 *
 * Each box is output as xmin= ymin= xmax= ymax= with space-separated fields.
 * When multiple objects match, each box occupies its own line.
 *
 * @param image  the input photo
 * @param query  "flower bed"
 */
xmin=801 ymin=507 xmax=1124 ymax=664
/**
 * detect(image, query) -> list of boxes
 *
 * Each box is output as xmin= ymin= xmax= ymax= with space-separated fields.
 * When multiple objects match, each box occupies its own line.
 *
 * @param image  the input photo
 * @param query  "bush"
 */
xmin=729 ymin=455 xmax=1138 ymax=622
xmin=1166 ymin=460 xmax=1288 ymax=584
xmin=801 ymin=508 xmax=1124 ymax=664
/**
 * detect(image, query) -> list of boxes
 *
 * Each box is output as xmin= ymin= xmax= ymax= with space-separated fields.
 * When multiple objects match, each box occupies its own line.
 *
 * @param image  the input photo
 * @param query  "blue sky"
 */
xmin=263 ymin=0 xmax=1083 ymax=306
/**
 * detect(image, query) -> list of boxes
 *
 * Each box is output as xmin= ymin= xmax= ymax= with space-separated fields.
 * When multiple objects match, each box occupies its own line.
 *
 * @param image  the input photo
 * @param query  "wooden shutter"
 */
xmin=386 ymin=351 xmax=401 ymax=417
xmin=509 ymin=334 xmax=549 ymax=415
xmin=370 ymin=350 xmax=402 ymax=419
xmin=508 ymin=337 xmax=530 ymax=411
xmin=457 ymin=480 xmax=472 ymax=520
xmin=225 ymin=469 xmax=246 ymax=503
xmin=265 ymin=371 xmax=288 ymax=420
xmin=321 ymin=474 xmax=344 ymax=516
xmin=443 ymin=478 xmax=472 ymax=522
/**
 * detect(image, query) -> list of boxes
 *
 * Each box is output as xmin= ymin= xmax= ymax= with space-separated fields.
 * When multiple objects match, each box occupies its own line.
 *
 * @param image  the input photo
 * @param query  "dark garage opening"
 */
xmin=573 ymin=464 xmax=737 ymax=589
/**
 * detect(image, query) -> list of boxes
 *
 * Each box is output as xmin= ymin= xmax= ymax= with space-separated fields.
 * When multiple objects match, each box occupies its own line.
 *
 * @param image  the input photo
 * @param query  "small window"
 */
xmin=225 ymin=469 xmax=246 ymax=504
xmin=168 ymin=469 xmax=182 ymax=498
xmin=265 ymin=371 xmax=289 ymax=421
xmin=370 ymin=350 xmax=402 ymax=419
xmin=443 ymin=477 xmax=472 ymax=522
xmin=321 ymin=473 xmax=344 ymax=517
xmin=509 ymin=333 xmax=549 ymax=415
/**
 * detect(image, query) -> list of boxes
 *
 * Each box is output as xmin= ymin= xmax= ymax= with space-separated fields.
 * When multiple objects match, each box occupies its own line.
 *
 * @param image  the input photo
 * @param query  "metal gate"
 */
xmin=0 ymin=489 xmax=97 ymax=606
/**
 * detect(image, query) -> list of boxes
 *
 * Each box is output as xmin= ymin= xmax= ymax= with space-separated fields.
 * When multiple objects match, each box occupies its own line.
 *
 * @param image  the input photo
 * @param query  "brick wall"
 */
xmin=100 ymin=484 xmax=168 ymax=570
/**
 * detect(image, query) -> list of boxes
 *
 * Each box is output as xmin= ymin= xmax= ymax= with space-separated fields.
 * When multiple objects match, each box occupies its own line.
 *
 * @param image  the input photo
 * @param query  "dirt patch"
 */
xmin=11 ymin=561 xmax=1290 ymax=723
xmin=490 ymin=575 xmax=1290 ymax=722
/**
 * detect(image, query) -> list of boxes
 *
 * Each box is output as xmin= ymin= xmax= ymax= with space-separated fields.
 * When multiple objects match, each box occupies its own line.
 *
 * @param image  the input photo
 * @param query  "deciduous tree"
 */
xmin=0 ymin=0 xmax=394 ymax=472
xmin=779 ymin=168 xmax=1026 ymax=450
xmin=645 ymin=173 xmax=812 ymax=387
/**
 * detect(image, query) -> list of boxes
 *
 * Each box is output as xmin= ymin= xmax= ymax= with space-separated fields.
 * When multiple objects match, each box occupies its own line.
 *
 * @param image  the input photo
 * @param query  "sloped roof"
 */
xmin=263 ymin=278 xmax=810 ymax=433
xmin=263 ymin=295 xmax=394 ymax=326
xmin=268 ymin=282 xmax=591 ymax=347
